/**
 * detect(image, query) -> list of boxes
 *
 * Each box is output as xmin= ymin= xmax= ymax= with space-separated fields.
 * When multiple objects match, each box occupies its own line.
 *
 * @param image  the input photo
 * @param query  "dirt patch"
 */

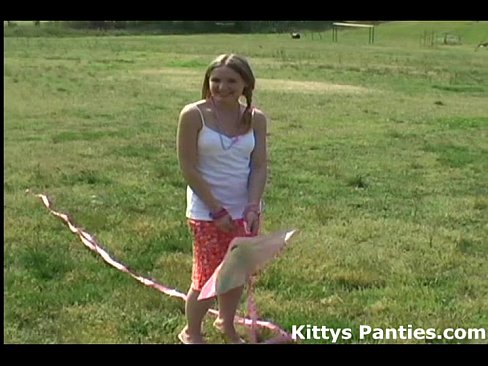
xmin=140 ymin=67 xmax=199 ymax=76
xmin=140 ymin=68 xmax=370 ymax=94
xmin=257 ymin=78 xmax=369 ymax=94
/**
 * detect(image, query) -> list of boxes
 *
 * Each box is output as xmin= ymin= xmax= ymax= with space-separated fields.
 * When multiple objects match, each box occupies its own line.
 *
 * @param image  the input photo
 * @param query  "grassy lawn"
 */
xmin=4 ymin=21 xmax=488 ymax=344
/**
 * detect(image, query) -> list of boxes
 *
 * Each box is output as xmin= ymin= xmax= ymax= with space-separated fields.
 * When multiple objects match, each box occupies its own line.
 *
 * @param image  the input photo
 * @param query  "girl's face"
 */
xmin=209 ymin=66 xmax=246 ymax=104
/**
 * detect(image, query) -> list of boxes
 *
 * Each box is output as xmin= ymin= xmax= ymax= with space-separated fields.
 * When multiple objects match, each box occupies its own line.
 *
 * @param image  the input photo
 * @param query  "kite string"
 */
xmin=27 ymin=190 xmax=294 ymax=344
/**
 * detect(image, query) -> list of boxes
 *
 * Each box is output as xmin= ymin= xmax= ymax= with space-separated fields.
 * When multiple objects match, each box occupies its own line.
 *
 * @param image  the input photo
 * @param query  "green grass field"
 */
xmin=4 ymin=21 xmax=488 ymax=344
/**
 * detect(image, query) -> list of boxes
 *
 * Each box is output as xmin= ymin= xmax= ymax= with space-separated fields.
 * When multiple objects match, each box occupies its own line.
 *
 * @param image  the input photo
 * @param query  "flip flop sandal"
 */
xmin=178 ymin=330 xmax=206 ymax=344
xmin=178 ymin=330 xmax=191 ymax=344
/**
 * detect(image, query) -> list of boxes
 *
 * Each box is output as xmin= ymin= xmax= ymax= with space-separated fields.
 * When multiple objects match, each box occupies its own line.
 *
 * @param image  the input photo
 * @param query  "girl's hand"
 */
xmin=244 ymin=211 xmax=260 ymax=235
xmin=215 ymin=214 xmax=236 ymax=233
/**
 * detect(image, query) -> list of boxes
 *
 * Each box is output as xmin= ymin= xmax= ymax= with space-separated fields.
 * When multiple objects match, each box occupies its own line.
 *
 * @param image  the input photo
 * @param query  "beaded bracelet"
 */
xmin=209 ymin=207 xmax=229 ymax=220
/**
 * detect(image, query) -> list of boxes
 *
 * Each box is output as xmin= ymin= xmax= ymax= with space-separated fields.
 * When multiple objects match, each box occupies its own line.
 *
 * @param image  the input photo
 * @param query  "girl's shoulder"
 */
xmin=179 ymin=101 xmax=208 ymax=131
xmin=181 ymin=99 xmax=207 ymax=114
xmin=250 ymin=106 xmax=267 ymax=125
xmin=179 ymin=101 xmax=210 ymax=126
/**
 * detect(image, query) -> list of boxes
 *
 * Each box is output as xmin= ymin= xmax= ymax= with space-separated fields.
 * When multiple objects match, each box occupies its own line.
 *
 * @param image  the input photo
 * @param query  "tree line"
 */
xmin=8 ymin=21 xmax=337 ymax=34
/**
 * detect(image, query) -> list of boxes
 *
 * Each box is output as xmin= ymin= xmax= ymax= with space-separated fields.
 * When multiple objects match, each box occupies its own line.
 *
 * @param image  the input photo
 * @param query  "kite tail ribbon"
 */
xmin=27 ymin=190 xmax=294 ymax=344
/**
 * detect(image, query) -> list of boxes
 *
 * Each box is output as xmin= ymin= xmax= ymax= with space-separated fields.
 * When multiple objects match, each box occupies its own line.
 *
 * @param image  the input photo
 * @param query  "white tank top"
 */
xmin=186 ymin=104 xmax=255 ymax=220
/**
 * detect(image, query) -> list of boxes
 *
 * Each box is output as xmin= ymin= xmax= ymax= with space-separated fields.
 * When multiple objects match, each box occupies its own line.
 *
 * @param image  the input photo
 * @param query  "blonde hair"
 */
xmin=201 ymin=54 xmax=255 ymax=132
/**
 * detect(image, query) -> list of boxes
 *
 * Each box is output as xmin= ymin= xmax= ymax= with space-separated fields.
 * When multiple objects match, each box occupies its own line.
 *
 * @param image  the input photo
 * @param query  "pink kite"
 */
xmin=198 ymin=229 xmax=297 ymax=301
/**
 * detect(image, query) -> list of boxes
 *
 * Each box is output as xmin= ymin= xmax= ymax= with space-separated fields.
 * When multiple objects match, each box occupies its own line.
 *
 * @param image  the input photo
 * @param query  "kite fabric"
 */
xmin=198 ymin=229 xmax=297 ymax=301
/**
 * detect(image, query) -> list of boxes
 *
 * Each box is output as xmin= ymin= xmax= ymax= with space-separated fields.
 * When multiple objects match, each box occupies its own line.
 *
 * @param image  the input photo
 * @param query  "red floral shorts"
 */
xmin=188 ymin=219 xmax=256 ymax=291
